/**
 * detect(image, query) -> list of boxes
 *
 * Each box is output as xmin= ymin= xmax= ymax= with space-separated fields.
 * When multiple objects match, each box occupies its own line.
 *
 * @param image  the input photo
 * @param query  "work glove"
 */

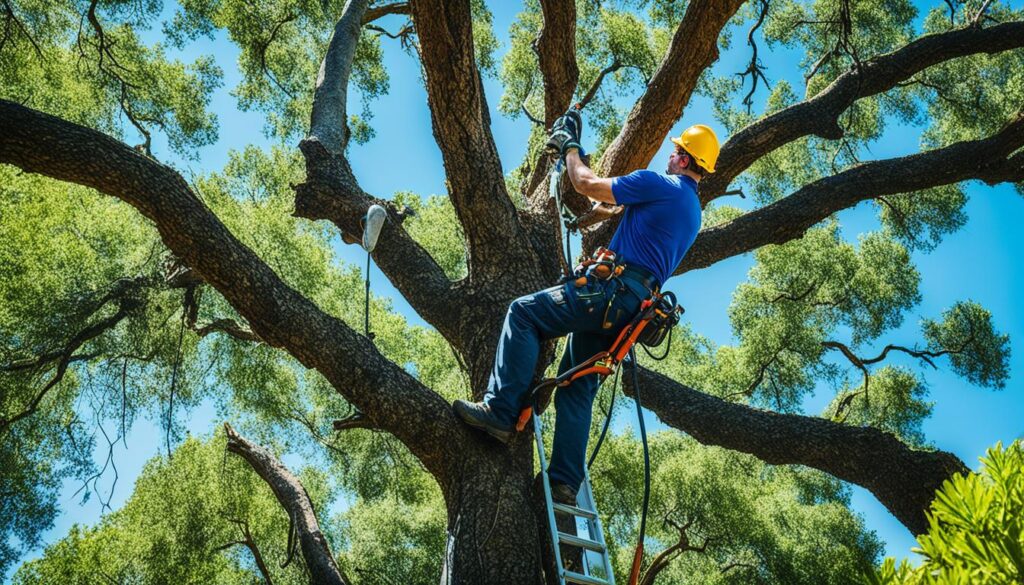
xmin=545 ymin=108 xmax=584 ymax=158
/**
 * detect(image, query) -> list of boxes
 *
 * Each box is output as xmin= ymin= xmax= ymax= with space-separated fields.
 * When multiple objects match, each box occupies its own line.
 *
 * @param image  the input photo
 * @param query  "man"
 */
xmin=453 ymin=110 xmax=720 ymax=503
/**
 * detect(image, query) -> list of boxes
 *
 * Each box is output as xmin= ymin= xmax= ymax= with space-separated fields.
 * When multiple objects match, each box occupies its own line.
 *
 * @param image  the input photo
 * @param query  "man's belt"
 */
xmin=618 ymin=264 xmax=659 ymax=293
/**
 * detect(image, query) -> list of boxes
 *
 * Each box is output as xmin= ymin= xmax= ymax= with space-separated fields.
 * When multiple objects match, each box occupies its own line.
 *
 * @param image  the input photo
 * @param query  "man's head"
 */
xmin=667 ymin=124 xmax=720 ymax=181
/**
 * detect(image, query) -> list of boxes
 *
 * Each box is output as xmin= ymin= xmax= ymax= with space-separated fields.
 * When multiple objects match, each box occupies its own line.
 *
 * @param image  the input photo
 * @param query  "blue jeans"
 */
xmin=483 ymin=274 xmax=647 ymax=490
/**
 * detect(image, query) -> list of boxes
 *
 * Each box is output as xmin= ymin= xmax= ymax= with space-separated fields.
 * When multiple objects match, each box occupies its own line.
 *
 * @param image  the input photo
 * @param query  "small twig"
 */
xmin=972 ymin=0 xmax=993 ymax=26
xmin=520 ymin=103 xmax=544 ymax=126
xmin=738 ymin=0 xmax=771 ymax=113
xmin=576 ymin=59 xmax=622 ymax=111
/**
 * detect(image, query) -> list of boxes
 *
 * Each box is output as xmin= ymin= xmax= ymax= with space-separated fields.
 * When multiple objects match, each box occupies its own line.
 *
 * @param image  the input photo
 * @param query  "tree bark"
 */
xmin=676 ymin=113 xmax=1024 ymax=275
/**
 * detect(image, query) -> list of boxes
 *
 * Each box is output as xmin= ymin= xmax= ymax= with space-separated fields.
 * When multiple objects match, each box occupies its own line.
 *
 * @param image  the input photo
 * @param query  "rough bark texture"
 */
xmin=409 ymin=0 xmax=539 ymax=284
xmin=597 ymin=0 xmax=747 ymax=178
xmin=224 ymin=423 xmax=351 ymax=585
xmin=536 ymin=0 xmax=578 ymax=127
xmin=309 ymin=0 xmax=369 ymax=155
xmin=700 ymin=20 xmax=1024 ymax=203
xmin=0 ymin=100 xmax=463 ymax=487
xmin=623 ymin=367 xmax=969 ymax=534
xmin=6 ymin=4 xmax=1024 ymax=580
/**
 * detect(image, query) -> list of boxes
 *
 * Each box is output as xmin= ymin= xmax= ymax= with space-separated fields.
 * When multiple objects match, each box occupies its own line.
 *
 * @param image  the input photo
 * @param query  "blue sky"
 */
xmin=10 ymin=0 xmax=1024 ymax=578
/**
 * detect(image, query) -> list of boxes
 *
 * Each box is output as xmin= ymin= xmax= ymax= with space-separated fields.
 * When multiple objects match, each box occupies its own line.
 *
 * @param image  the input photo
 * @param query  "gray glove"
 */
xmin=545 ymin=109 xmax=584 ymax=157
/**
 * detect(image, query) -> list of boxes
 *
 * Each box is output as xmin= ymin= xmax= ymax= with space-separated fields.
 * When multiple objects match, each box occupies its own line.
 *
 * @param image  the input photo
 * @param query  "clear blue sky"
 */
xmin=11 ymin=0 xmax=1024 ymax=578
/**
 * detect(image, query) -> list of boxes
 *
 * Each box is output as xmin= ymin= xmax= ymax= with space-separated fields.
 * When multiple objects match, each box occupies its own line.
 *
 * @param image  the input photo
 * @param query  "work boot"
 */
xmin=452 ymin=400 xmax=514 ymax=444
xmin=551 ymin=483 xmax=578 ymax=506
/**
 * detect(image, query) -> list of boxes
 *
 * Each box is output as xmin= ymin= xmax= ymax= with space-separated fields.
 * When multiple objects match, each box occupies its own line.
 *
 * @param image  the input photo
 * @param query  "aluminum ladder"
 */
xmin=533 ymin=412 xmax=616 ymax=585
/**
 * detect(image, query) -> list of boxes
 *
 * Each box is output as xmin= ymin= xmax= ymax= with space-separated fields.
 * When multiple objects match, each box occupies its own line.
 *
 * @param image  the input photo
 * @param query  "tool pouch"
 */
xmin=573 ymin=247 xmax=620 ymax=285
xmin=637 ymin=292 xmax=682 ymax=348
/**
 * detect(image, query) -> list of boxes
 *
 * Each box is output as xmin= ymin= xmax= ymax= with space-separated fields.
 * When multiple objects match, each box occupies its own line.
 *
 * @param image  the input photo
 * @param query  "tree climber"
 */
xmin=453 ymin=110 xmax=720 ymax=504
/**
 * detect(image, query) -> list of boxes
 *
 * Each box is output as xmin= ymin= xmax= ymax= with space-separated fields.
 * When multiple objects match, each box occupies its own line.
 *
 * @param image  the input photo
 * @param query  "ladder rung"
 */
xmin=558 ymin=532 xmax=606 ymax=553
xmin=563 ymin=569 xmax=609 ymax=585
xmin=553 ymin=502 xmax=597 ymax=520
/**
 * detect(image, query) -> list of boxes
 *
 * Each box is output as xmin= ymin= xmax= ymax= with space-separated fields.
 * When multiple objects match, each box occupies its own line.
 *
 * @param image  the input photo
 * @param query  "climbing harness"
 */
xmin=515 ymin=282 xmax=681 ymax=432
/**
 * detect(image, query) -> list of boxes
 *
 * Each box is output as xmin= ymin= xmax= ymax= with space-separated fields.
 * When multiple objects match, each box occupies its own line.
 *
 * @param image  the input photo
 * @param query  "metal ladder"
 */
xmin=533 ymin=412 xmax=616 ymax=585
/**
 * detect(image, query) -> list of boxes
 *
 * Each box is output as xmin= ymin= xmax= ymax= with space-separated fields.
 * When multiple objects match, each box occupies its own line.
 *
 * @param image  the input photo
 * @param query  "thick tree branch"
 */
xmin=293 ymin=145 xmax=465 ymax=346
xmin=598 ymin=0 xmax=746 ymax=178
xmin=676 ymin=113 xmax=1024 ymax=275
xmin=409 ymin=0 xmax=538 ymax=282
xmin=224 ymin=423 xmax=350 ymax=585
xmin=623 ymin=366 xmax=968 ymax=534
xmin=0 ymin=100 xmax=463 ymax=482
xmin=581 ymin=0 xmax=745 ymax=255
xmin=309 ymin=0 xmax=370 ymax=155
xmin=701 ymin=20 xmax=1024 ymax=203
xmin=535 ymin=0 xmax=577 ymax=127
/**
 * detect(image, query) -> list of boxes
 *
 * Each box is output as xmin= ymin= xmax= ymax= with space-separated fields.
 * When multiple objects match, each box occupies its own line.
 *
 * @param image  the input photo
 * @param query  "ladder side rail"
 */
xmin=535 ymin=413 xmax=568 ymax=585
xmin=583 ymin=461 xmax=616 ymax=582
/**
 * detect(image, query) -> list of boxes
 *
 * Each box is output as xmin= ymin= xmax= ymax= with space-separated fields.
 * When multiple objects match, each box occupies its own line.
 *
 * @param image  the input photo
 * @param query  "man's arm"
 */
xmin=565 ymin=149 xmax=616 ymax=204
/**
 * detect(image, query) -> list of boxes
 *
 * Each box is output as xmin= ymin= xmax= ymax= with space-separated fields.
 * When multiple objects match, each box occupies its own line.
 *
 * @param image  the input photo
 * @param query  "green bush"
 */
xmin=866 ymin=441 xmax=1024 ymax=584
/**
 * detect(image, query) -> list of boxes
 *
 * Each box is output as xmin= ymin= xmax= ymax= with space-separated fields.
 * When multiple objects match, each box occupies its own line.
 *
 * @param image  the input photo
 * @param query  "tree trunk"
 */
xmin=442 ymin=444 xmax=546 ymax=584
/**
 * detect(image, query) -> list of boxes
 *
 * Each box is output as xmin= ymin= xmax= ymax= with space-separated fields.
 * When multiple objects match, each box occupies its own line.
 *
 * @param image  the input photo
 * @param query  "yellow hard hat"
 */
xmin=670 ymin=124 xmax=720 ymax=173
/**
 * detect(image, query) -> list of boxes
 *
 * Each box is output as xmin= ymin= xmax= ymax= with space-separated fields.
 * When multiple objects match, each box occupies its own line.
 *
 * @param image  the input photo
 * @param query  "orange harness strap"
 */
xmin=514 ymin=297 xmax=659 ymax=432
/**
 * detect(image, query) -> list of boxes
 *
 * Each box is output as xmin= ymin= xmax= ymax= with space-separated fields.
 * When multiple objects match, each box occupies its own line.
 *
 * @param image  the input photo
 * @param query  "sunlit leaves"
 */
xmin=822 ymin=366 xmax=932 ymax=446
xmin=0 ymin=0 xmax=222 ymax=157
xmin=13 ymin=433 xmax=325 ymax=585
xmin=869 ymin=441 xmax=1024 ymax=584
xmin=592 ymin=432 xmax=883 ymax=584
xmin=922 ymin=301 xmax=1010 ymax=389
xmin=393 ymin=191 xmax=468 ymax=280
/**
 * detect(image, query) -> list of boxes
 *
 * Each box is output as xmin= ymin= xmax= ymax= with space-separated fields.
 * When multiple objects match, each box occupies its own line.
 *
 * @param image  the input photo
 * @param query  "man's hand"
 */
xmin=576 ymin=202 xmax=623 ymax=230
xmin=545 ymin=108 xmax=583 ymax=157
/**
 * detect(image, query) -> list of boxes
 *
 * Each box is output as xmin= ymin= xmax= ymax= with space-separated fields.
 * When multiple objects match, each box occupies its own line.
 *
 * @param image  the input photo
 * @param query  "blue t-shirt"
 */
xmin=609 ymin=170 xmax=701 ymax=286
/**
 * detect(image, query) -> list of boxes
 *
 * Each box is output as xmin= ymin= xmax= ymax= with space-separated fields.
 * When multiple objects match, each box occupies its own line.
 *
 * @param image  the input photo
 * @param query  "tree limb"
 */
xmin=224 ymin=423 xmax=350 ymax=585
xmin=701 ymin=20 xmax=1024 ymax=203
xmin=408 ymin=0 xmax=535 ymax=281
xmin=535 ymin=0 xmax=578 ymax=127
xmin=309 ymin=0 xmax=370 ymax=155
xmin=623 ymin=365 xmax=968 ymax=534
xmin=597 ymin=0 xmax=746 ymax=178
xmin=362 ymin=1 xmax=409 ymax=24
xmin=0 ymin=99 xmax=464 ymax=482
xmin=677 ymin=112 xmax=1024 ymax=275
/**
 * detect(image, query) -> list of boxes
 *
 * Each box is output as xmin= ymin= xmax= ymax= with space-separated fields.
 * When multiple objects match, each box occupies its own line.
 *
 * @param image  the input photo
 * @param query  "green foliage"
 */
xmin=867 ymin=441 xmax=1024 ymax=584
xmin=724 ymin=226 xmax=920 ymax=408
xmin=0 ymin=0 xmax=222 ymax=157
xmin=393 ymin=192 xmax=469 ymax=280
xmin=13 ymin=433 xmax=326 ymax=584
xmin=922 ymin=301 xmax=1010 ymax=389
xmin=591 ymin=431 xmax=883 ymax=584
xmin=877 ymin=185 xmax=968 ymax=253
xmin=916 ymin=3 xmax=1024 ymax=148
xmin=823 ymin=366 xmax=933 ymax=447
